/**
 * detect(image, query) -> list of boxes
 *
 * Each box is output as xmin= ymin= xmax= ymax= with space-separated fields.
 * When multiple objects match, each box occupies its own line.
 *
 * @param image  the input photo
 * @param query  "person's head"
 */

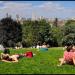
xmin=66 ymin=45 xmax=73 ymax=52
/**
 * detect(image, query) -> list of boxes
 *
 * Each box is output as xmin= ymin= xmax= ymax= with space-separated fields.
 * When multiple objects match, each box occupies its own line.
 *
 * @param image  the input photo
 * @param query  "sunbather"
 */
xmin=1 ymin=53 xmax=23 ymax=62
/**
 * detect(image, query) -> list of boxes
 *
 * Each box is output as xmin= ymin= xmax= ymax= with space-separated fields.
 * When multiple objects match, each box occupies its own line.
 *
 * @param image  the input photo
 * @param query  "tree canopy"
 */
xmin=0 ymin=16 xmax=75 ymax=47
xmin=0 ymin=17 xmax=22 ymax=47
xmin=22 ymin=19 xmax=52 ymax=47
xmin=62 ymin=20 xmax=75 ymax=46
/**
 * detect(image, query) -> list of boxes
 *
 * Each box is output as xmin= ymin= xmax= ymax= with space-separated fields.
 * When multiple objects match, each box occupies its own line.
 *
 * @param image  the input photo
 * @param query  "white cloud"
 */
xmin=34 ymin=2 xmax=75 ymax=19
xmin=0 ymin=1 xmax=32 ymax=19
xmin=0 ymin=1 xmax=75 ymax=19
xmin=4 ymin=2 xmax=32 ymax=9
xmin=37 ymin=2 xmax=64 ymax=11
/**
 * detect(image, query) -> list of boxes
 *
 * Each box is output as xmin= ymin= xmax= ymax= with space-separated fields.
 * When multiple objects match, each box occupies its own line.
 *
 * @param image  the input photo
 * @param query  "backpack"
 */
xmin=24 ymin=51 xmax=33 ymax=58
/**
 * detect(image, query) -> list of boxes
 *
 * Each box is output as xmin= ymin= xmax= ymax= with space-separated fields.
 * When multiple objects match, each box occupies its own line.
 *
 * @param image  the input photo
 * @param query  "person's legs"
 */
xmin=72 ymin=52 xmax=75 ymax=65
xmin=59 ymin=58 xmax=63 ymax=62
xmin=58 ymin=58 xmax=66 ymax=66
xmin=59 ymin=58 xmax=66 ymax=63
xmin=73 ymin=57 xmax=75 ymax=65
xmin=2 ymin=60 xmax=12 ymax=63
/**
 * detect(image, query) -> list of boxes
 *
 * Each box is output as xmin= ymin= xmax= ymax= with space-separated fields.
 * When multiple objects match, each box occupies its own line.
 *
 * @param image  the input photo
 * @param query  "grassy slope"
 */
xmin=0 ymin=47 xmax=75 ymax=74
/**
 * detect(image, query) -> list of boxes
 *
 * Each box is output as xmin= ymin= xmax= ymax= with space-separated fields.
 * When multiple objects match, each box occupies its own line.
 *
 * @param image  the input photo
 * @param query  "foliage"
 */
xmin=22 ymin=19 xmax=52 ymax=47
xmin=51 ymin=26 xmax=64 ymax=46
xmin=22 ymin=20 xmax=35 ymax=47
xmin=0 ymin=17 xmax=22 ymax=47
xmin=62 ymin=20 xmax=75 ymax=46
xmin=62 ymin=33 xmax=75 ymax=46
xmin=63 ymin=20 xmax=75 ymax=36
xmin=0 ymin=16 xmax=75 ymax=47
xmin=38 ymin=19 xmax=51 ymax=44
xmin=0 ymin=48 xmax=75 ymax=74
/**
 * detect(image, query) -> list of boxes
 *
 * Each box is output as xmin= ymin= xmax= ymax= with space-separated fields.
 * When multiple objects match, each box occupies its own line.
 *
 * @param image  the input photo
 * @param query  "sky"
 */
xmin=0 ymin=1 xmax=75 ymax=20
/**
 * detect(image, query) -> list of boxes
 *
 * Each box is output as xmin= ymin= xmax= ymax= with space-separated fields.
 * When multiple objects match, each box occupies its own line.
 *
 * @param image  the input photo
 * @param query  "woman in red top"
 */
xmin=58 ymin=45 xmax=75 ymax=66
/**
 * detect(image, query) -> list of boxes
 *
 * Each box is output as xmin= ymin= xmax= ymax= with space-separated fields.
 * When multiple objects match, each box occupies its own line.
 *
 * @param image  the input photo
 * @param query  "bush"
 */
xmin=0 ymin=17 xmax=22 ymax=47
xmin=62 ymin=33 xmax=75 ymax=46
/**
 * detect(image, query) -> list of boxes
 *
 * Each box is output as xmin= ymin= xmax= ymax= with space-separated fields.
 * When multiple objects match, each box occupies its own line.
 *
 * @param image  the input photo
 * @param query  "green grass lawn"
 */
xmin=0 ymin=47 xmax=75 ymax=74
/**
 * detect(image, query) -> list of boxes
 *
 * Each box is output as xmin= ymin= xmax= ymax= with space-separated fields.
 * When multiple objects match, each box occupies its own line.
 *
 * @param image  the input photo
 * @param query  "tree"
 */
xmin=22 ymin=19 xmax=52 ymax=47
xmin=0 ymin=17 xmax=22 ymax=47
xmin=51 ymin=26 xmax=63 ymax=46
xmin=62 ymin=33 xmax=75 ymax=46
xmin=53 ymin=18 xmax=58 ymax=27
xmin=22 ymin=20 xmax=34 ymax=47
xmin=63 ymin=20 xmax=75 ymax=35
xmin=38 ymin=19 xmax=51 ymax=44
xmin=62 ymin=20 xmax=75 ymax=46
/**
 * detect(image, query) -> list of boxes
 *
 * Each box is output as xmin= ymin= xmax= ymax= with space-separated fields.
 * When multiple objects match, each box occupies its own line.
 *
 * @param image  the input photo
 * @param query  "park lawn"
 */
xmin=0 ymin=47 xmax=75 ymax=74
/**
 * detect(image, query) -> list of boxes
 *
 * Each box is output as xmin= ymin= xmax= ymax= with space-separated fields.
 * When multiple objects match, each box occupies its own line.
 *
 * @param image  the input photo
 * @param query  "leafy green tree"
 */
xmin=63 ymin=20 xmax=75 ymax=35
xmin=51 ymin=26 xmax=63 ymax=46
xmin=0 ymin=17 xmax=22 ymax=47
xmin=22 ymin=20 xmax=33 ymax=47
xmin=38 ymin=19 xmax=51 ymax=44
xmin=22 ymin=19 xmax=52 ymax=47
xmin=62 ymin=33 xmax=75 ymax=46
xmin=62 ymin=20 xmax=75 ymax=46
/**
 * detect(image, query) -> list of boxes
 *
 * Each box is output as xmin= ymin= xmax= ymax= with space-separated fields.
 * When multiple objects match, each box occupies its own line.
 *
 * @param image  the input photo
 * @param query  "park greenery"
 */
xmin=0 ymin=17 xmax=75 ymax=74
xmin=0 ymin=17 xmax=22 ymax=47
xmin=0 ymin=16 xmax=75 ymax=47
xmin=62 ymin=20 xmax=75 ymax=46
xmin=0 ymin=47 xmax=75 ymax=74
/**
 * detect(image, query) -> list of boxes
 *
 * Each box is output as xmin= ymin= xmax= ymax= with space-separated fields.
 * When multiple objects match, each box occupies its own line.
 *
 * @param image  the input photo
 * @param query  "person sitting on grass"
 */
xmin=41 ymin=42 xmax=47 ymax=48
xmin=0 ymin=53 xmax=23 ymax=63
xmin=58 ymin=45 xmax=75 ymax=66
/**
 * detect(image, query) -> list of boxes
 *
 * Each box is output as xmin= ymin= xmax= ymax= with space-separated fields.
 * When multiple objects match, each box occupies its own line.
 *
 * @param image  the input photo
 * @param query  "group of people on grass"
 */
xmin=36 ymin=42 xmax=49 ymax=49
xmin=1 ymin=43 xmax=75 ymax=66
xmin=0 ymin=42 xmax=48 ymax=63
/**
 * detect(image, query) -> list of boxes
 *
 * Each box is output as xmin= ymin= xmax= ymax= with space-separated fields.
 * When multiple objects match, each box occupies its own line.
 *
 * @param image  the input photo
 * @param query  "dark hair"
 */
xmin=66 ymin=45 xmax=73 ymax=52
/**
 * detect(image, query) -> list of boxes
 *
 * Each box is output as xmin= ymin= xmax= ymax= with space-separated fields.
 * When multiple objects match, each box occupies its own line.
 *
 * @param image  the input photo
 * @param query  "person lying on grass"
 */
xmin=58 ymin=45 xmax=75 ymax=66
xmin=0 ymin=51 xmax=36 ymax=62
xmin=0 ymin=53 xmax=23 ymax=63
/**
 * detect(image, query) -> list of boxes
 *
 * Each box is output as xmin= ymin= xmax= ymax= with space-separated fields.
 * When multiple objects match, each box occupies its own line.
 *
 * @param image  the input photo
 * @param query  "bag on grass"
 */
xmin=24 ymin=51 xmax=33 ymax=58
